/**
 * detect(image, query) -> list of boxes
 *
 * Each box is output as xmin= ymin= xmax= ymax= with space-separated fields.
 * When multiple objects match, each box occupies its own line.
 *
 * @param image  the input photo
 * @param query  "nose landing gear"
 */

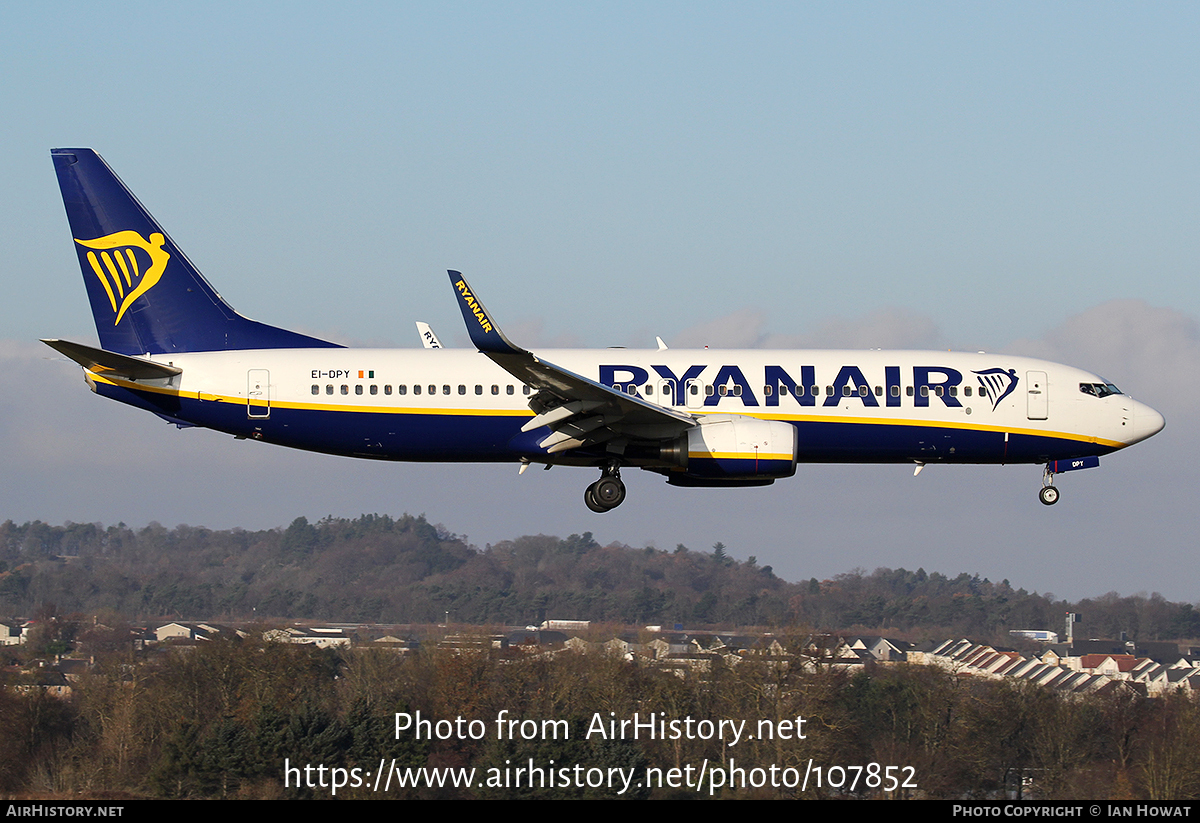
xmin=584 ymin=465 xmax=626 ymax=513
xmin=1039 ymin=465 xmax=1060 ymax=506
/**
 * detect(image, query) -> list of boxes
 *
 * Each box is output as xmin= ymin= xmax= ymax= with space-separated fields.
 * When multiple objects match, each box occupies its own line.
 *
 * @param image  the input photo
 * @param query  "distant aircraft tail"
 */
xmin=51 ymin=148 xmax=341 ymax=355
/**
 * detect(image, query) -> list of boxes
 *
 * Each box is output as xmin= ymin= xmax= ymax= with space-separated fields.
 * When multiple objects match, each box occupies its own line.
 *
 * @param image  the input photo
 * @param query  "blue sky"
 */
xmin=3 ymin=4 xmax=1197 ymax=604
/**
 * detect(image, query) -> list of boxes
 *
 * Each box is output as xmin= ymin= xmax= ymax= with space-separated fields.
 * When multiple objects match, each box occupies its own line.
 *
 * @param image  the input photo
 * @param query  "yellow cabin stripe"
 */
xmin=689 ymin=452 xmax=794 ymax=461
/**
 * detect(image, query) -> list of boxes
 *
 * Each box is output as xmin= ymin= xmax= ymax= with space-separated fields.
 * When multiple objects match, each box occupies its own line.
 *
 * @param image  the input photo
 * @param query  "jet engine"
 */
xmin=653 ymin=414 xmax=798 ymax=486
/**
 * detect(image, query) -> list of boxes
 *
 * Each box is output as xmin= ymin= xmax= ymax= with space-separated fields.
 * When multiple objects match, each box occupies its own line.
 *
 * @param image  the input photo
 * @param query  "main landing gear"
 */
xmin=1039 ymin=465 xmax=1060 ymax=506
xmin=584 ymin=465 xmax=626 ymax=513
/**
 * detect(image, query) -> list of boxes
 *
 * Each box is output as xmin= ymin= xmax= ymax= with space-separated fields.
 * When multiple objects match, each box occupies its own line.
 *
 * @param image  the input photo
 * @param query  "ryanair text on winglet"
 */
xmin=454 ymin=279 xmax=493 ymax=334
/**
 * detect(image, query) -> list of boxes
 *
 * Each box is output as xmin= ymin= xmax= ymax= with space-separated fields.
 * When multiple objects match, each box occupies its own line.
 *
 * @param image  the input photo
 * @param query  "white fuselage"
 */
xmin=92 ymin=346 xmax=1162 ymax=467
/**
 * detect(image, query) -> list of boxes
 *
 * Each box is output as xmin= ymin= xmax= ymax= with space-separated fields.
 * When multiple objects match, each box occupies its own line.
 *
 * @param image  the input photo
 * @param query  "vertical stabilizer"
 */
xmin=52 ymin=148 xmax=341 ymax=354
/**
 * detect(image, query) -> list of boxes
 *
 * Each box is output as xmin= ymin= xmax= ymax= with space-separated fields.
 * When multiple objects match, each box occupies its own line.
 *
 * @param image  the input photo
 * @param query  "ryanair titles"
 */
xmin=453 ymin=279 xmax=493 ymax=334
xmin=599 ymin=363 xmax=1019 ymax=411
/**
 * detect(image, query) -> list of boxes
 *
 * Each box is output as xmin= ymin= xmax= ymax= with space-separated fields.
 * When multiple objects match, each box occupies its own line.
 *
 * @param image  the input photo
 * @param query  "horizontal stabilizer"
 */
xmin=41 ymin=338 xmax=181 ymax=380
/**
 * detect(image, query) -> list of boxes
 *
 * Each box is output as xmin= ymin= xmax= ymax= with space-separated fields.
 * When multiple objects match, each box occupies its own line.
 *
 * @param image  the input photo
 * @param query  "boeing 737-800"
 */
xmin=45 ymin=149 xmax=1164 ymax=512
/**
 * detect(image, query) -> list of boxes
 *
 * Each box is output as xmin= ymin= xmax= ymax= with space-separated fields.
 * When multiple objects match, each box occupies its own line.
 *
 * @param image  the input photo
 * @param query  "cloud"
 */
xmin=438 ymin=317 xmax=585 ymax=350
xmin=1006 ymin=299 xmax=1199 ymax=423
xmin=671 ymin=308 xmax=771 ymax=348
xmin=498 ymin=318 xmax=586 ymax=349
xmin=764 ymin=307 xmax=943 ymax=350
xmin=671 ymin=306 xmax=943 ymax=350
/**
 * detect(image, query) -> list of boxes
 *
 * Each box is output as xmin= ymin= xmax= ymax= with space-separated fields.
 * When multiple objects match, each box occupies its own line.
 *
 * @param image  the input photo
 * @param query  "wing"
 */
xmin=447 ymin=271 xmax=695 ymax=455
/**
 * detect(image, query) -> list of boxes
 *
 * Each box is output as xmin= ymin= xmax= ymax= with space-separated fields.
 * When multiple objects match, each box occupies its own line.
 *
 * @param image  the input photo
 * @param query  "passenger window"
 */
xmin=906 ymin=386 xmax=914 ymax=397
xmin=428 ymin=385 xmax=436 ymax=395
xmin=874 ymin=386 xmax=882 ymax=396
xmin=935 ymin=386 xmax=944 ymax=397
xmin=443 ymin=385 xmax=451 ymax=395
xmin=920 ymin=386 xmax=930 ymax=397
xmin=719 ymin=385 xmax=728 ymax=396
xmin=963 ymin=386 xmax=971 ymax=397
xmin=458 ymin=385 xmax=466 ymax=395
xmin=414 ymin=385 xmax=422 ymax=395
xmin=523 ymin=385 xmax=531 ymax=395
xmin=355 ymin=385 xmax=363 ymax=395
xmin=948 ymin=386 xmax=956 ymax=397
xmin=763 ymin=385 xmax=773 ymax=397
xmin=326 ymin=385 xmax=333 ymax=395
xmin=370 ymin=385 xmax=378 ymax=395
xmin=690 ymin=384 xmax=699 ymax=396
xmin=705 ymin=385 xmax=715 ymax=396
xmin=397 ymin=385 xmax=406 ymax=396
xmin=859 ymin=385 xmax=868 ymax=397
xmin=891 ymin=386 xmax=900 ymax=397
xmin=734 ymin=385 xmax=743 ymax=397
xmin=826 ymin=386 xmax=834 ymax=396
xmin=475 ymin=385 xmax=483 ymax=395
xmin=341 ymin=385 xmax=348 ymax=395
xmin=793 ymin=385 xmax=803 ymax=397
xmin=311 ymin=385 xmax=319 ymax=395
xmin=645 ymin=385 xmax=654 ymax=395
xmin=384 ymin=385 xmax=393 ymax=395
xmin=507 ymin=385 xmax=514 ymax=395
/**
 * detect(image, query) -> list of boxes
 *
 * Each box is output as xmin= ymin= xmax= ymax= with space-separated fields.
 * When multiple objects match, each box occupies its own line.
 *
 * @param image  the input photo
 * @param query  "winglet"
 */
xmin=415 ymin=321 xmax=442 ymax=349
xmin=447 ymin=270 xmax=526 ymax=355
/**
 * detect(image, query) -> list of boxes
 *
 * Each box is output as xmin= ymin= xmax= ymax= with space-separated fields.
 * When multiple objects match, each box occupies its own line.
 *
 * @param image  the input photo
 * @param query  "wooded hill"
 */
xmin=1 ymin=515 xmax=1197 ymax=641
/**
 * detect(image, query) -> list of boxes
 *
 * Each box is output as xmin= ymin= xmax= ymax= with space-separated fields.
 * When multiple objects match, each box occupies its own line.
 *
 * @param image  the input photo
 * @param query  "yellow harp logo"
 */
xmin=75 ymin=231 xmax=171 ymax=325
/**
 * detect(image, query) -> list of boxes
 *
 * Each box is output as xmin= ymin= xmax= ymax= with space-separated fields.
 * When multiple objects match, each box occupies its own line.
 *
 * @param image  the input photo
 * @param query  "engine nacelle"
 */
xmin=676 ymin=414 xmax=798 ymax=480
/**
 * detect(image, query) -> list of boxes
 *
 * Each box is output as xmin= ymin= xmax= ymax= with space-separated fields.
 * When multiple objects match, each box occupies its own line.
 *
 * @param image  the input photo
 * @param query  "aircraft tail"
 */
xmin=51 ymin=148 xmax=341 ymax=355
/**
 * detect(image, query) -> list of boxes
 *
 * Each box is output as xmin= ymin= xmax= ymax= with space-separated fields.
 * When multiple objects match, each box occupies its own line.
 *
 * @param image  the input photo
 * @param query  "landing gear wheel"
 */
xmin=1039 ymin=486 xmax=1060 ymax=506
xmin=582 ymin=462 xmax=627 ymax=513
xmin=584 ymin=484 xmax=608 ymax=513
xmin=593 ymin=476 xmax=626 ymax=509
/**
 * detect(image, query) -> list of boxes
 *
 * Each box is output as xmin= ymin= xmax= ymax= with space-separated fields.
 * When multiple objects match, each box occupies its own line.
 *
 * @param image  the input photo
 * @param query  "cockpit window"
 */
xmin=1079 ymin=382 xmax=1121 ymax=398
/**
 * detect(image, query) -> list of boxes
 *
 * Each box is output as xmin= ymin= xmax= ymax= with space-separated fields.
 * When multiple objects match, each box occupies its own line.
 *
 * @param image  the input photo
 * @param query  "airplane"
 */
xmin=45 ymin=148 xmax=1165 ymax=512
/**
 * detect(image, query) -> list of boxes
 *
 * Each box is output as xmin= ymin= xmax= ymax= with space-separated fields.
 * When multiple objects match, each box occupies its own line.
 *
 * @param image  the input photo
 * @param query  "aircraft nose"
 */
xmin=1129 ymin=400 xmax=1165 ymax=445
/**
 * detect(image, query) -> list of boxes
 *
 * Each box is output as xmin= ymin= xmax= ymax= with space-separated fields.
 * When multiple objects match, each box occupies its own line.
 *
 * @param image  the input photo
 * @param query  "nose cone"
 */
xmin=1128 ymin=400 xmax=1165 ymax=445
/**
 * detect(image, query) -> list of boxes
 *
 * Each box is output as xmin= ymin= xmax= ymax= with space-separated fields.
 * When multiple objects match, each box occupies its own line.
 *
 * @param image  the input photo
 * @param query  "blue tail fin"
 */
xmin=52 ymin=148 xmax=341 ymax=354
